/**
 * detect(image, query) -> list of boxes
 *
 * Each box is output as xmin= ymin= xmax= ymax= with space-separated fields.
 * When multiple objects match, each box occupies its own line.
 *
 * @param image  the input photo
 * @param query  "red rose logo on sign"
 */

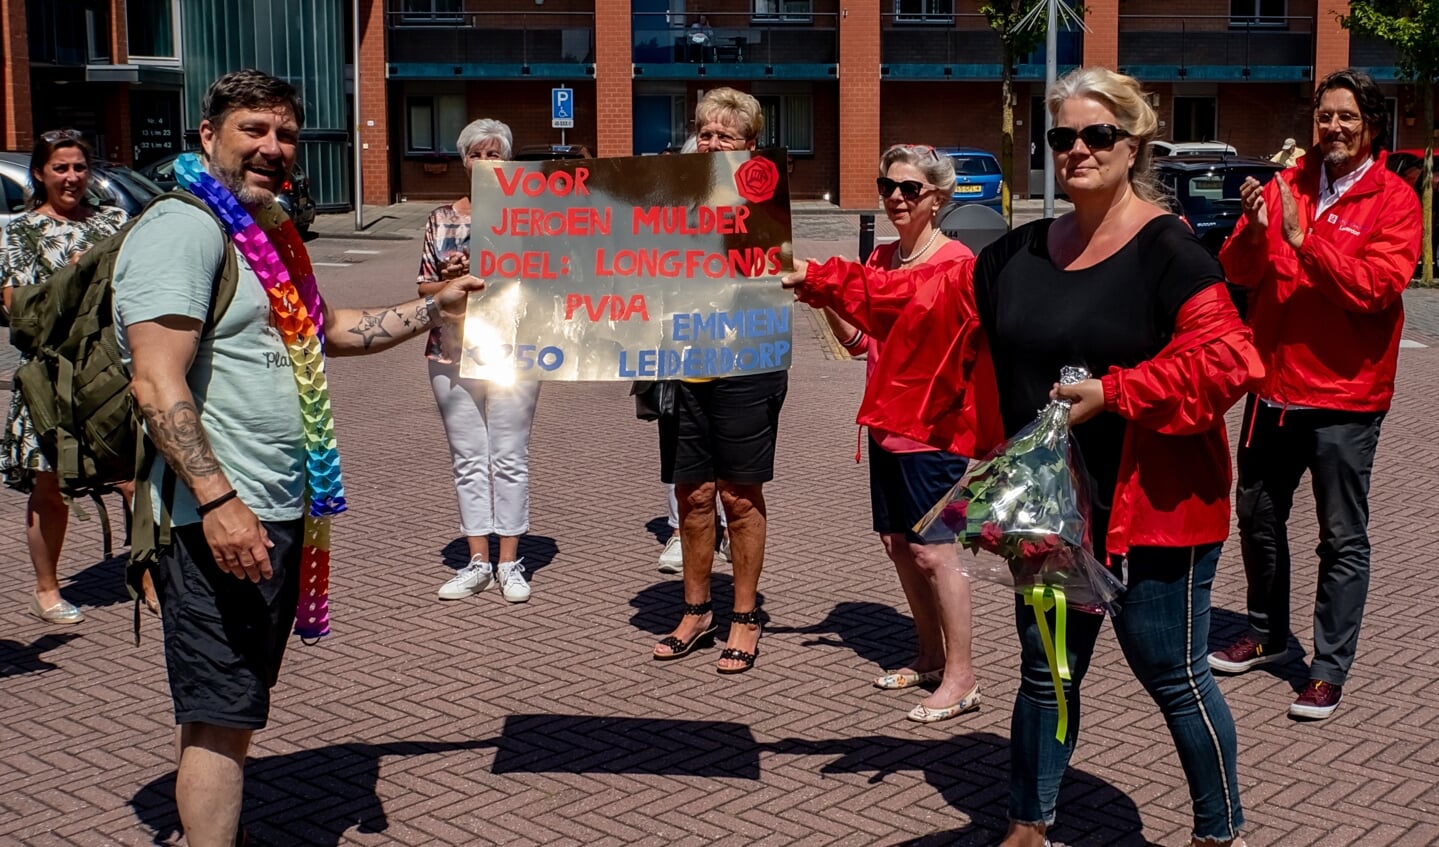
xmin=734 ymin=156 xmax=781 ymax=204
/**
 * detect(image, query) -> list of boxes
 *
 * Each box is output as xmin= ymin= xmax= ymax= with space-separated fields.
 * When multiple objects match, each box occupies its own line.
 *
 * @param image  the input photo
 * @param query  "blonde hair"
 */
xmin=695 ymin=88 xmax=764 ymax=142
xmin=880 ymin=144 xmax=957 ymax=213
xmin=1046 ymin=67 xmax=1168 ymax=207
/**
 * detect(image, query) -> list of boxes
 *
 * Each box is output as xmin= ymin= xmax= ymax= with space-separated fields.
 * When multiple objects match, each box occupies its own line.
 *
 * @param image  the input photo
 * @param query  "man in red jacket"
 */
xmin=1211 ymin=68 xmax=1422 ymax=720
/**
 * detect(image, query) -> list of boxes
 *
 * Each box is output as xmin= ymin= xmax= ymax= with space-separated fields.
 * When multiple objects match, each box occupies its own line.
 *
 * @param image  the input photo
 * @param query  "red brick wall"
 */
xmin=1 ymin=0 xmax=32 ymax=151
xmin=1084 ymin=0 xmax=1119 ymax=68
xmin=360 ymin=0 xmax=391 ymax=206
xmin=1215 ymin=83 xmax=1313 ymax=158
xmin=110 ymin=0 xmax=128 ymax=64
xmin=594 ymin=0 xmax=632 ymax=157
xmin=838 ymin=0 xmax=880 ymax=209
xmin=104 ymin=84 xmax=133 ymax=164
xmin=1313 ymin=0 xmax=1349 ymax=86
xmin=795 ymin=83 xmax=838 ymax=200
xmin=881 ymin=81 xmax=1022 ymax=190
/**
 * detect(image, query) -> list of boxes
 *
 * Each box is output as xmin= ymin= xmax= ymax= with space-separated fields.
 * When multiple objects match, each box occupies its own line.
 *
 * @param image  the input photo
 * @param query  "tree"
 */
xmin=981 ymin=0 xmax=1045 ymax=225
xmin=1343 ymin=0 xmax=1438 ymax=284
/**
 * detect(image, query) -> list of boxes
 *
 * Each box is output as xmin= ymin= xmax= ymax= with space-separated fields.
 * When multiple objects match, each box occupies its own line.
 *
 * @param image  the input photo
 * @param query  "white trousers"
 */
xmin=429 ymin=360 xmax=541 ymax=537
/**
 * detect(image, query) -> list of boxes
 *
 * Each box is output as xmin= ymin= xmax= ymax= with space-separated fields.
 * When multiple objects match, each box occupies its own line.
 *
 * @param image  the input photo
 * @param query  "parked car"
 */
xmin=512 ymin=144 xmax=592 ymax=161
xmin=141 ymin=151 xmax=317 ymax=233
xmin=936 ymin=147 xmax=1003 ymax=208
xmin=1154 ymin=154 xmax=1282 ymax=316
xmin=0 ymin=152 xmax=162 ymax=225
xmin=1150 ymin=140 xmax=1237 ymax=158
xmin=1388 ymin=149 xmax=1437 ymax=276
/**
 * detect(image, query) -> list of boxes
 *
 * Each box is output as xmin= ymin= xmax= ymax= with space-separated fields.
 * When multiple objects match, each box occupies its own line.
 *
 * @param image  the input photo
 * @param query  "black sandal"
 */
xmin=717 ymin=609 xmax=762 ymax=674
xmin=653 ymin=601 xmax=716 ymax=661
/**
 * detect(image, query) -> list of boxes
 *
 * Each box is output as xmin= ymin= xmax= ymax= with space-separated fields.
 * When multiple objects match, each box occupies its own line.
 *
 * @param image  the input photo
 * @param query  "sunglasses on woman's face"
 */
xmin=877 ymin=177 xmax=934 ymax=202
xmin=1045 ymin=123 xmax=1132 ymax=153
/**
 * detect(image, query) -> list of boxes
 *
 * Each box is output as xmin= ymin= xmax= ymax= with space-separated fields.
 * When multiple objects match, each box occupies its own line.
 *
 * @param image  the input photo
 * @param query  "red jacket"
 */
xmin=797 ymin=256 xmax=1263 ymax=557
xmin=1219 ymin=150 xmax=1422 ymax=412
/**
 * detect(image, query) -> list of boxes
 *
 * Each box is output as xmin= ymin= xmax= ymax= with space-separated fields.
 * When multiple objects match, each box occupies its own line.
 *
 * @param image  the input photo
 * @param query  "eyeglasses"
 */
xmin=877 ymin=177 xmax=935 ymax=202
xmin=1314 ymin=111 xmax=1363 ymax=128
xmin=40 ymin=129 xmax=83 ymax=144
xmin=1045 ymin=124 xmax=1132 ymax=153
xmin=697 ymin=129 xmax=744 ymax=145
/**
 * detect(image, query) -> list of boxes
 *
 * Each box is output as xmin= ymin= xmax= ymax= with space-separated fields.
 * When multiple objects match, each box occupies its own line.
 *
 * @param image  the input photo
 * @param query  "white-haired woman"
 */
xmin=422 ymin=118 xmax=539 ymax=605
xmin=821 ymin=144 xmax=979 ymax=723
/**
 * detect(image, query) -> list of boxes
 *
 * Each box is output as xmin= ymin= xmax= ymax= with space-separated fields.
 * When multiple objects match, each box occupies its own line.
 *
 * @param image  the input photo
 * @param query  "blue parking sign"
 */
xmin=552 ymin=88 xmax=574 ymax=129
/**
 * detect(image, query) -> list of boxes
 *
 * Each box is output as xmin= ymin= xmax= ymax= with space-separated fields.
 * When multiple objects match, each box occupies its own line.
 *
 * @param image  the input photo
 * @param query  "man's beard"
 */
xmin=211 ymin=159 xmax=276 ymax=206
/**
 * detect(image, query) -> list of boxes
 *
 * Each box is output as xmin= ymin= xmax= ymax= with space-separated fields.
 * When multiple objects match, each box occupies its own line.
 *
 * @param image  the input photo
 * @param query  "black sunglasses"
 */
xmin=1045 ymin=124 xmax=1132 ymax=152
xmin=877 ymin=177 xmax=934 ymax=202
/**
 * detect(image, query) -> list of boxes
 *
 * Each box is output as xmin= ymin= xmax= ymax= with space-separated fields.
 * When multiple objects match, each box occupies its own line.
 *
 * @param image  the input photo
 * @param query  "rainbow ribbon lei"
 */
xmin=175 ymin=153 xmax=346 ymax=640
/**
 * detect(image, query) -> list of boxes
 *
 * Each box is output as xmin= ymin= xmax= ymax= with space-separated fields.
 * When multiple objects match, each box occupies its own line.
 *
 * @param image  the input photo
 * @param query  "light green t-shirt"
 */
xmin=113 ymin=198 xmax=307 ymax=525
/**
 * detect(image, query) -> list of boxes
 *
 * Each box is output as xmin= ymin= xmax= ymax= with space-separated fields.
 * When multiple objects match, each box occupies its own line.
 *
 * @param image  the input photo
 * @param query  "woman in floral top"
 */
xmin=1 ymin=131 xmax=127 ymax=625
xmin=422 ymin=119 xmax=543 ymax=606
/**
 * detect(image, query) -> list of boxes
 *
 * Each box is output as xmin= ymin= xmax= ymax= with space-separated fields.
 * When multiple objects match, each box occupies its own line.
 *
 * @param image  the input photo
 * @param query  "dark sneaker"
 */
xmin=1289 ymin=680 xmax=1343 ymax=720
xmin=1207 ymin=635 xmax=1287 ymax=674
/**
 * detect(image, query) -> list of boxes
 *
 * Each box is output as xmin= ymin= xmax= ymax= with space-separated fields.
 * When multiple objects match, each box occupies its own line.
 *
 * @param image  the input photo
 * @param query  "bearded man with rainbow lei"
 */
xmin=112 ymin=69 xmax=484 ymax=847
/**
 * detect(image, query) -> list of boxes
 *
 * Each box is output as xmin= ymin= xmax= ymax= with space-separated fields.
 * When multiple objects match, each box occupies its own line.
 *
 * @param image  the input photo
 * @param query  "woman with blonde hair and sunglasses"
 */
xmin=1 ymin=129 xmax=129 ymax=624
xmin=786 ymin=67 xmax=1256 ymax=846
xmin=821 ymin=144 xmax=980 ymax=722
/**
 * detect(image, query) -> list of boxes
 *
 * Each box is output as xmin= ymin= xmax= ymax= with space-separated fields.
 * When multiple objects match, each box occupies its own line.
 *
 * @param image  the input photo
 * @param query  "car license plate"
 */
xmin=956 ymin=185 xmax=982 ymax=195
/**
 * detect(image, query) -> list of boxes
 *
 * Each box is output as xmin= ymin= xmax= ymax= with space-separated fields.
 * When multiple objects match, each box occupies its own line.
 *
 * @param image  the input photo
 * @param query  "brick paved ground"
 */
xmin=2 ymin=216 xmax=1439 ymax=846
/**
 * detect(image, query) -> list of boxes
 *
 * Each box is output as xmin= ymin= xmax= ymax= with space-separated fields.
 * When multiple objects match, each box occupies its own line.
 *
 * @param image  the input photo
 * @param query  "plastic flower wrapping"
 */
xmin=913 ymin=365 xmax=1126 ymax=740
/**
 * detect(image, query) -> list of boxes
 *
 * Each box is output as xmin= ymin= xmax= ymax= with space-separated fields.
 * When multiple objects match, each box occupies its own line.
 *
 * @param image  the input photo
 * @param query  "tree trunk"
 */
xmin=1422 ymin=75 xmax=1434 ymax=287
xmin=1001 ymin=56 xmax=1015 ymax=226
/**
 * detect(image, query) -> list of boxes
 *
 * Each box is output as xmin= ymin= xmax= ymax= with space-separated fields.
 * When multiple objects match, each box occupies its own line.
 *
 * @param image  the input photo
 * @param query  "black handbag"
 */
xmin=631 ymin=380 xmax=676 ymax=421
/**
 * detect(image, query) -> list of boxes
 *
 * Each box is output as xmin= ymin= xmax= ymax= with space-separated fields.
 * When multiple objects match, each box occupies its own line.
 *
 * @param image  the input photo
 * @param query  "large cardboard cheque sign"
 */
xmin=460 ymin=150 xmax=793 ymax=381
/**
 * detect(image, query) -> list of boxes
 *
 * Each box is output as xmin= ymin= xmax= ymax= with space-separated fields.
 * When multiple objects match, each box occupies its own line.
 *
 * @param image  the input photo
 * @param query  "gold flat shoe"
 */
xmin=29 ymin=594 xmax=85 ymax=625
xmin=874 ymin=668 xmax=943 ymax=690
xmin=906 ymin=685 xmax=981 ymax=723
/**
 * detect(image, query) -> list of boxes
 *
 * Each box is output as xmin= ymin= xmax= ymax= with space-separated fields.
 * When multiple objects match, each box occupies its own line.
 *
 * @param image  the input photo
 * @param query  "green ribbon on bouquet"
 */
xmin=1025 ymin=584 xmax=1071 ymax=742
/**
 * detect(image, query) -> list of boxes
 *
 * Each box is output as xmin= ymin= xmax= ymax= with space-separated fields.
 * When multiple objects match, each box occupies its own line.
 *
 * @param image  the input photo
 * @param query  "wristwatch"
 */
xmin=424 ymin=294 xmax=440 ymax=324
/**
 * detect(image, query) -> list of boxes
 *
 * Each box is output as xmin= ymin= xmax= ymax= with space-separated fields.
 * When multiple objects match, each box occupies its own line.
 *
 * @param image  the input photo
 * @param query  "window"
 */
xmin=399 ymin=0 xmax=464 ymax=24
xmin=1172 ymin=97 xmax=1218 ymax=143
xmin=1229 ymin=0 xmax=1285 ymax=26
xmin=85 ymin=7 xmax=108 ymax=62
xmin=895 ymin=0 xmax=955 ymax=24
xmin=756 ymin=95 xmax=813 ymax=154
xmin=126 ymin=0 xmax=177 ymax=59
xmin=407 ymin=95 xmax=468 ymax=154
xmin=752 ymin=0 xmax=813 ymax=23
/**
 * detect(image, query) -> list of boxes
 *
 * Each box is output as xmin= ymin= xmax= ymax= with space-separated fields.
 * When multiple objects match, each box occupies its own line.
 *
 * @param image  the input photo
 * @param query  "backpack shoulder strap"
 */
xmin=143 ymin=191 xmax=240 ymax=326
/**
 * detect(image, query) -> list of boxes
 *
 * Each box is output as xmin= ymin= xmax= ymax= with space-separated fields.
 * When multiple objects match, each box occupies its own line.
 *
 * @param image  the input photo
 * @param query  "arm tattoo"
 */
xmin=348 ymin=310 xmax=395 ymax=349
xmin=138 ymin=400 xmax=223 ymax=484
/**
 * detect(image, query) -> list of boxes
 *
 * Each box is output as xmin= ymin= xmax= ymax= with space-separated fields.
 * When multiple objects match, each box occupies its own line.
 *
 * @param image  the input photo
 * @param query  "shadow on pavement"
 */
xmin=440 ymin=534 xmax=559 ymax=576
xmin=492 ymin=715 xmax=1145 ymax=845
xmin=1209 ymin=606 xmax=1310 ymax=693
xmin=627 ymin=574 xmax=767 ymax=636
xmin=765 ymin=600 xmax=916 ymax=672
xmin=130 ymin=739 xmax=493 ymax=847
xmin=66 ymin=552 xmax=131 ymax=609
xmin=0 ymin=632 xmax=82 ymax=677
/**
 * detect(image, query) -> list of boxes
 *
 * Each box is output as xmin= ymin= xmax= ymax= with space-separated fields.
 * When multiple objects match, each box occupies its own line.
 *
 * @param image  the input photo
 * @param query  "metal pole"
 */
xmin=858 ymin=214 xmax=876 ymax=264
xmin=1042 ymin=0 xmax=1057 ymax=218
xmin=353 ymin=0 xmax=365 ymax=231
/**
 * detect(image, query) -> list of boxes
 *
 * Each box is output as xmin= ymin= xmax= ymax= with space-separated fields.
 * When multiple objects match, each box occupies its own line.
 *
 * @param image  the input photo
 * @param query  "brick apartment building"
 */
xmin=2 ymin=0 xmax=1434 ymax=211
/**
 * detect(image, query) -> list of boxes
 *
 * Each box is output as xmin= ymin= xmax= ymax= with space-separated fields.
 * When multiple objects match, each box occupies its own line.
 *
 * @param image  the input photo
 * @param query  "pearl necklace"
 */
xmin=897 ymin=227 xmax=941 ymax=264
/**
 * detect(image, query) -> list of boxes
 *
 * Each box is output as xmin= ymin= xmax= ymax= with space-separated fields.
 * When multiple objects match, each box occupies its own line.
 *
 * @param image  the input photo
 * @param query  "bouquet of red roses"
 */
xmin=914 ymin=366 xmax=1124 ymax=614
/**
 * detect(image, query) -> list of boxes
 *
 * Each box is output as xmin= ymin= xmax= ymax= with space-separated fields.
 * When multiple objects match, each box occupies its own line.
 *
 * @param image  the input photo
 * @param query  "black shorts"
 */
xmin=868 ymin=435 xmax=968 ymax=543
xmin=659 ymin=371 xmax=788 ymax=485
xmin=151 ymin=519 xmax=304 ymax=729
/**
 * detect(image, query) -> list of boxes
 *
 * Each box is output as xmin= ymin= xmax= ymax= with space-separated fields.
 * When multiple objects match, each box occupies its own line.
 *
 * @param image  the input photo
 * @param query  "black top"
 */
xmin=972 ymin=215 xmax=1223 ymax=553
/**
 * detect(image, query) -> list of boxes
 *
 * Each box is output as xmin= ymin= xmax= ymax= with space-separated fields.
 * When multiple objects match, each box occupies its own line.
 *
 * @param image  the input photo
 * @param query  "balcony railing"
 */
xmin=1118 ymin=15 xmax=1314 ymax=79
xmin=631 ymin=11 xmax=837 ymax=68
xmin=878 ymin=13 xmax=1081 ymax=75
xmin=386 ymin=11 xmax=594 ymax=73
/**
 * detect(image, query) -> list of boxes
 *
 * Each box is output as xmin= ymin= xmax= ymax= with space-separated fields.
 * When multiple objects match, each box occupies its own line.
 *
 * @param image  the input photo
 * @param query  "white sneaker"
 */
xmin=657 ymin=536 xmax=684 ymax=574
xmin=437 ymin=557 xmax=494 ymax=600
xmin=716 ymin=535 xmax=731 ymax=564
xmin=497 ymin=558 xmax=531 ymax=603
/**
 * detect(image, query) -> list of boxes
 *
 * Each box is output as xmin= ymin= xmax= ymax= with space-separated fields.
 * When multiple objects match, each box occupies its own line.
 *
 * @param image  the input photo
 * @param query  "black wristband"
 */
xmin=196 ymin=489 xmax=238 ymax=516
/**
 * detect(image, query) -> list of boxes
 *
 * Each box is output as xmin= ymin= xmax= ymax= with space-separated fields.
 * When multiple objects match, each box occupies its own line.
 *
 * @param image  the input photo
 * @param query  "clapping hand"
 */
xmin=1239 ymin=177 xmax=1269 ymax=231
xmin=1274 ymin=178 xmax=1305 ymax=250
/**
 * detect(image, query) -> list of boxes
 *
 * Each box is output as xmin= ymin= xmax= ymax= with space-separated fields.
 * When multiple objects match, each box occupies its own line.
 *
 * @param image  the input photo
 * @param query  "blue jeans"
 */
xmin=1008 ymin=544 xmax=1243 ymax=841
